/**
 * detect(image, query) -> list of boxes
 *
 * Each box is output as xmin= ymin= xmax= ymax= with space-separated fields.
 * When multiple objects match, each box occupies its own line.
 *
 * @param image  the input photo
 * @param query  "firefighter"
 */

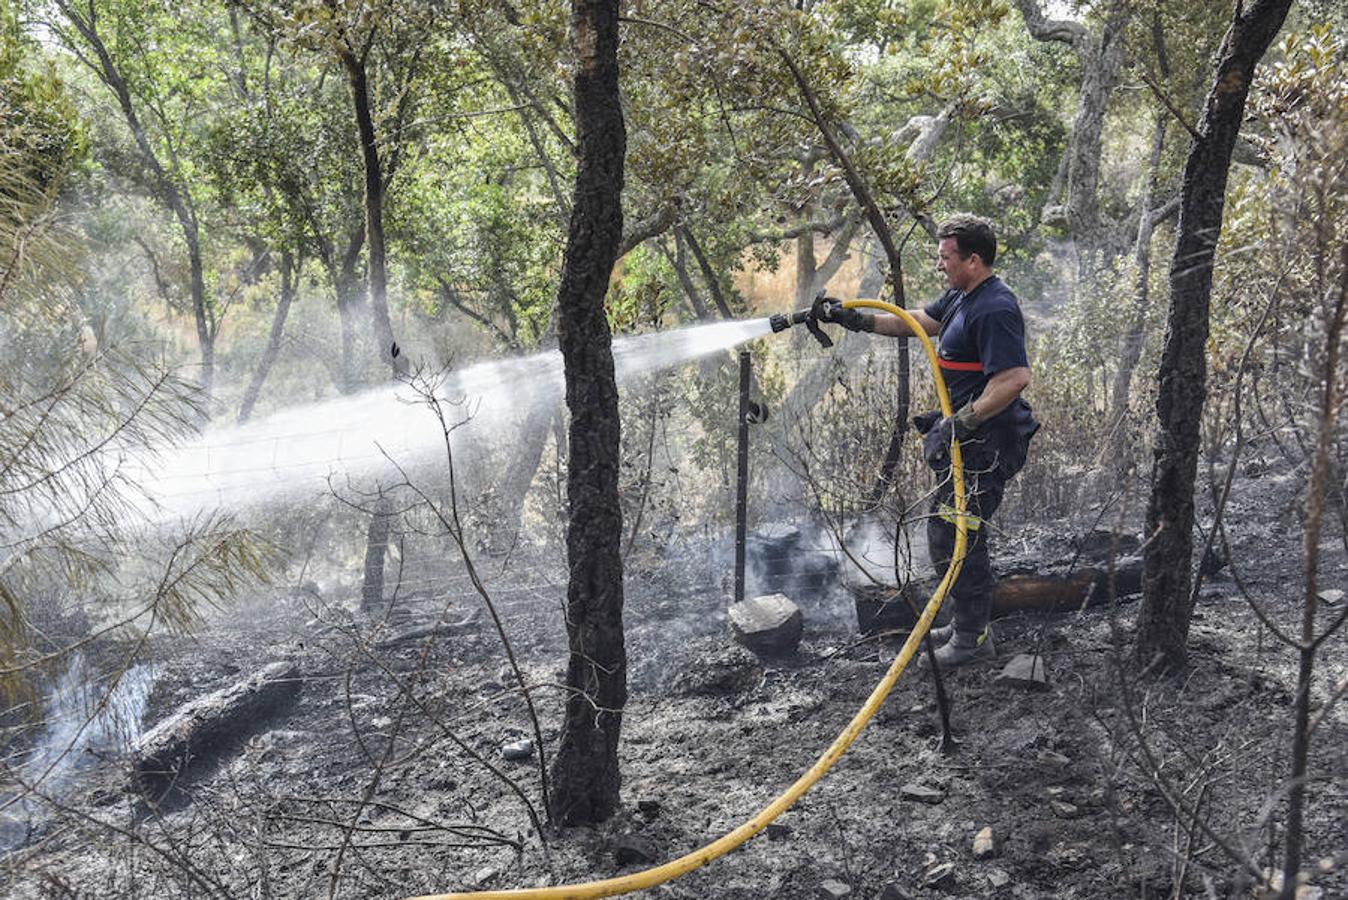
xmin=818 ymin=214 xmax=1039 ymax=666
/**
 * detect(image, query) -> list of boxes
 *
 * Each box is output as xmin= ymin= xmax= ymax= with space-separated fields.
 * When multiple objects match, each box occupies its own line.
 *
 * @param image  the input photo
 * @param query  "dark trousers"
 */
xmin=926 ymin=433 xmax=1029 ymax=637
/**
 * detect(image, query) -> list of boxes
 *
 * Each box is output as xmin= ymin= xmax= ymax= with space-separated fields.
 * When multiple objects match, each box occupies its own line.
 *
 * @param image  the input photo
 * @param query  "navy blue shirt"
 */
xmin=923 ymin=275 xmax=1034 ymax=437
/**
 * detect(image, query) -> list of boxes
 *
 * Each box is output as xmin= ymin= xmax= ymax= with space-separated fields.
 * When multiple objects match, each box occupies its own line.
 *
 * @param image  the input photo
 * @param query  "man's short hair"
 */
xmin=937 ymin=214 xmax=997 ymax=266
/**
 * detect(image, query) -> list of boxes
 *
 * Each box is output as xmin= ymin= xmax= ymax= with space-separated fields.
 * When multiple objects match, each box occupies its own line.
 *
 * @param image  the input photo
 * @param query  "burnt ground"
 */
xmin=2 ymin=467 xmax=1346 ymax=900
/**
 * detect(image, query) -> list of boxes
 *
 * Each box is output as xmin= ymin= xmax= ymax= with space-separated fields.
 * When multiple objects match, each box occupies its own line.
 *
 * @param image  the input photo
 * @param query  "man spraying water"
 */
xmin=815 ymin=214 xmax=1040 ymax=667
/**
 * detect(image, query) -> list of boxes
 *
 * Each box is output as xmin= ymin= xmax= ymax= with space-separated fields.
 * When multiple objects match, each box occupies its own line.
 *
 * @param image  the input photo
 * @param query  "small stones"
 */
xmin=817 ymin=879 xmax=852 ymax=899
xmin=996 ymin=653 xmax=1049 ymax=690
xmin=973 ymin=826 xmax=996 ymax=858
xmin=923 ymin=861 xmax=956 ymax=888
xmin=729 ymin=593 xmax=804 ymax=656
xmin=1050 ymin=799 xmax=1081 ymax=819
xmin=614 ymin=834 xmax=659 ymax=866
xmin=900 ymin=782 xmax=945 ymax=804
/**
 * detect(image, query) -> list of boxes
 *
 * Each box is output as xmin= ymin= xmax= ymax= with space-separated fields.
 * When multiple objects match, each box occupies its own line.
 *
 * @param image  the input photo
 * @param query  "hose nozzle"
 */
xmin=767 ymin=308 xmax=832 ymax=347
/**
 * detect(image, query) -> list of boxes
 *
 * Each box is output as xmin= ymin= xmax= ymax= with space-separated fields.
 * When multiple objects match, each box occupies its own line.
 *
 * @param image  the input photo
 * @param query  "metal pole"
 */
xmin=734 ymin=349 xmax=751 ymax=605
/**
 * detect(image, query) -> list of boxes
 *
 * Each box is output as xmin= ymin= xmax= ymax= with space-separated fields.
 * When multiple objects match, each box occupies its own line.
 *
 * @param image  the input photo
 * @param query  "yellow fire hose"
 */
xmin=410 ymin=299 xmax=968 ymax=900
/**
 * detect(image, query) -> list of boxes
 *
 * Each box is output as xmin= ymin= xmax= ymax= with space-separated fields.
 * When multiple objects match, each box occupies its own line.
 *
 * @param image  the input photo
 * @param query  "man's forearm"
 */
xmin=968 ymin=367 xmax=1031 ymax=422
xmin=871 ymin=310 xmax=940 ymax=337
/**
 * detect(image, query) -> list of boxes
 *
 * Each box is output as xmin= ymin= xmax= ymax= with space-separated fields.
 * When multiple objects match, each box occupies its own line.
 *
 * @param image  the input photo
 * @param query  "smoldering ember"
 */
xmin=1 ymin=2 xmax=1345 ymax=899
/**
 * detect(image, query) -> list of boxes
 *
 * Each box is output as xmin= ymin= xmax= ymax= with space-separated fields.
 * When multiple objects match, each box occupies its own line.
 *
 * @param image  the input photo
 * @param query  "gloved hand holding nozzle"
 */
xmin=810 ymin=291 xmax=874 ymax=333
xmin=768 ymin=291 xmax=874 ymax=345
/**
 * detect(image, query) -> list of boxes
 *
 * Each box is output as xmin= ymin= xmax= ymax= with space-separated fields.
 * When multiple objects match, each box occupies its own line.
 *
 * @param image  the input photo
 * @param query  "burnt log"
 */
xmin=992 ymin=557 xmax=1144 ymax=616
xmin=135 ymin=661 xmax=301 ymax=794
xmin=853 ymin=556 xmax=1145 ymax=633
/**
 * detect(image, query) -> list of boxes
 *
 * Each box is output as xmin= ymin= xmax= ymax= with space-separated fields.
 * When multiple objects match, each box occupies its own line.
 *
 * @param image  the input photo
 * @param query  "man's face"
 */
xmin=936 ymin=237 xmax=979 ymax=291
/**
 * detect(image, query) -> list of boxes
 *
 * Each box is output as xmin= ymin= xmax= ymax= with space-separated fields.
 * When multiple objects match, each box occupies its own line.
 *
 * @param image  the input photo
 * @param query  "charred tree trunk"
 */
xmin=339 ymin=46 xmax=406 ymax=379
xmin=548 ymin=0 xmax=627 ymax=826
xmin=238 ymin=251 xmax=299 ymax=423
xmin=361 ymin=494 xmax=392 ymax=611
xmin=1138 ymin=0 xmax=1292 ymax=672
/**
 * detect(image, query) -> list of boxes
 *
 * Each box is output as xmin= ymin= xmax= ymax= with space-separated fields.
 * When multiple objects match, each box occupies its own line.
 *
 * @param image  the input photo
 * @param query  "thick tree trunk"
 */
xmin=1137 ymin=0 xmax=1292 ymax=672
xmin=238 ymin=251 xmax=298 ymax=423
xmin=548 ymin=0 xmax=627 ymax=826
xmin=340 ymin=49 xmax=406 ymax=379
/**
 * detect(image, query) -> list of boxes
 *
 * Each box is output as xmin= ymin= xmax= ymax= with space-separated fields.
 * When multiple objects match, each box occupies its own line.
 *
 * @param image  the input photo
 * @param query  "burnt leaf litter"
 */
xmin=3 ymin=467 xmax=1345 ymax=899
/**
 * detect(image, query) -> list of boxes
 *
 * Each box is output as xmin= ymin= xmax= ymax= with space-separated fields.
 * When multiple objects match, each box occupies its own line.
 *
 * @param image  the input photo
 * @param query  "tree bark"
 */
xmin=339 ymin=45 xmax=406 ymax=379
xmin=1137 ymin=0 xmax=1292 ymax=672
xmin=548 ymin=0 xmax=627 ymax=826
xmin=238 ymin=250 xmax=298 ymax=423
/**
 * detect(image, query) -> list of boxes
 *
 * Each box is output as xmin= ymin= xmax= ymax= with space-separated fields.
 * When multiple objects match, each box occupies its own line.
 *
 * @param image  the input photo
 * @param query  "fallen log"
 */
xmin=135 ymin=660 xmax=301 ymax=795
xmin=854 ymin=556 xmax=1145 ymax=634
xmin=991 ymin=557 xmax=1144 ymax=616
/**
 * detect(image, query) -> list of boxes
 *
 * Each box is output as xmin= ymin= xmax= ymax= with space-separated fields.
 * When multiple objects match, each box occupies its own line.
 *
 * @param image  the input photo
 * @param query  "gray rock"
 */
xmin=501 ymin=739 xmax=534 ymax=761
xmin=1050 ymin=799 xmax=1080 ymax=819
xmin=729 ymin=593 xmax=804 ymax=656
xmin=1319 ymin=588 xmax=1344 ymax=606
xmin=669 ymin=645 xmax=763 ymax=697
xmin=614 ymin=833 xmax=659 ymax=866
xmin=996 ymin=653 xmax=1049 ymax=690
xmin=900 ymin=782 xmax=945 ymax=804
xmin=878 ymin=883 xmax=914 ymax=900
xmin=766 ymin=823 xmax=793 ymax=841
xmin=818 ymin=879 xmax=852 ymax=899
xmin=987 ymin=868 xmax=1011 ymax=888
xmin=636 ymin=799 xmax=661 ymax=818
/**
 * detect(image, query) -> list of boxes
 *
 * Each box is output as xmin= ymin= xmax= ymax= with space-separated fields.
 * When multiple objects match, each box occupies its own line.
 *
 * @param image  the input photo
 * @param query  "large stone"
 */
xmin=136 ymin=661 xmax=301 ymax=795
xmin=1318 ymin=588 xmax=1344 ymax=606
xmin=501 ymin=739 xmax=534 ymax=761
xmin=614 ymin=834 xmax=659 ymax=866
xmin=900 ymin=782 xmax=945 ymax=804
xmin=669 ymin=645 xmax=762 ymax=697
xmin=729 ymin=593 xmax=803 ymax=656
xmin=973 ymin=826 xmax=996 ymax=858
xmin=996 ymin=653 xmax=1049 ymax=690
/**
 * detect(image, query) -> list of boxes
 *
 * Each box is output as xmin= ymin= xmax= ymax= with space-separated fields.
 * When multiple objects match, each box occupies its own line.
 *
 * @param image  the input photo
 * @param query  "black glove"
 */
xmin=920 ymin=404 xmax=980 ymax=469
xmin=810 ymin=291 xmax=873 ymax=332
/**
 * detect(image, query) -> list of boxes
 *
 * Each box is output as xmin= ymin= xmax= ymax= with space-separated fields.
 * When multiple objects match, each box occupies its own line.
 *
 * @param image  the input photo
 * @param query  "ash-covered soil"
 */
xmin=3 ymin=469 xmax=1346 ymax=899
